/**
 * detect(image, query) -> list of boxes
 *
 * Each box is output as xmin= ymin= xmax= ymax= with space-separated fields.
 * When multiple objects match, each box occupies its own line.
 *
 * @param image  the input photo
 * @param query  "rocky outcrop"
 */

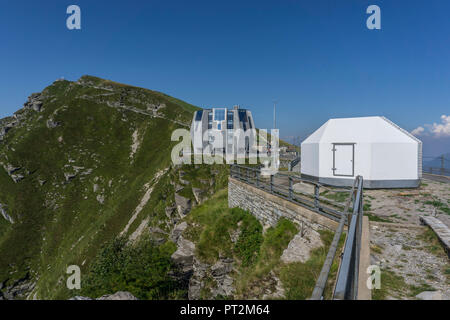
xmin=0 ymin=204 xmax=14 ymax=224
xmin=188 ymin=256 xmax=235 ymax=300
xmin=71 ymin=291 xmax=138 ymax=300
xmin=175 ymin=193 xmax=192 ymax=217
xmin=46 ymin=119 xmax=60 ymax=128
xmin=23 ymin=93 xmax=44 ymax=112
xmin=415 ymin=290 xmax=445 ymax=300
xmin=171 ymin=236 xmax=195 ymax=274
xmin=192 ymin=187 xmax=206 ymax=204
xmin=281 ymin=228 xmax=323 ymax=264
xmin=0 ymin=274 xmax=35 ymax=300
xmin=1 ymin=163 xmax=25 ymax=183
xmin=170 ymin=221 xmax=188 ymax=243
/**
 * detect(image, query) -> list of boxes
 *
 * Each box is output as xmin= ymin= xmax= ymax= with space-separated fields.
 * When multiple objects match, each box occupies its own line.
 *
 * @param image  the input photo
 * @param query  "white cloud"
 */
xmin=411 ymin=126 xmax=425 ymax=136
xmin=430 ymin=115 xmax=450 ymax=138
xmin=411 ymin=115 xmax=450 ymax=138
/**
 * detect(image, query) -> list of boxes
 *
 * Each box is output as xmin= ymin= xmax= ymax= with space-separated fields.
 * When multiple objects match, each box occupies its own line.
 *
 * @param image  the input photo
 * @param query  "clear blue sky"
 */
xmin=1 ymin=0 xmax=449 ymax=156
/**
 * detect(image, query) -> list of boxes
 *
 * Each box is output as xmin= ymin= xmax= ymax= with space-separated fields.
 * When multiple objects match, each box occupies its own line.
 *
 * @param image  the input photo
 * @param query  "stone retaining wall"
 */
xmin=228 ymin=177 xmax=339 ymax=231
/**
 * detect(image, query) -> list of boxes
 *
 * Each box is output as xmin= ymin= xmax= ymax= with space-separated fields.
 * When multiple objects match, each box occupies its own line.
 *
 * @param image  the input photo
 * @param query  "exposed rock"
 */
xmin=175 ymin=193 xmax=192 ymax=217
xmin=179 ymin=171 xmax=190 ymax=185
xmin=188 ymin=257 xmax=210 ymax=300
xmin=261 ymin=271 xmax=285 ymax=299
xmin=165 ymin=205 xmax=176 ymax=219
xmin=97 ymin=291 xmax=138 ymax=300
xmin=96 ymin=194 xmax=105 ymax=204
xmin=70 ymin=296 xmax=93 ymax=300
xmin=0 ymin=274 xmax=35 ymax=300
xmin=71 ymin=291 xmax=138 ymax=300
xmin=211 ymin=258 xmax=233 ymax=278
xmin=171 ymin=236 xmax=195 ymax=274
xmin=64 ymin=172 xmax=77 ymax=182
xmin=24 ymin=93 xmax=43 ymax=112
xmin=147 ymin=226 xmax=167 ymax=245
xmin=46 ymin=119 xmax=60 ymax=128
xmin=170 ymin=221 xmax=188 ymax=243
xmin=11 ymin=174 xmax=24 ymax=183
xmin=192 ymin=187 xmax=205 ymax=204
xmin=210 ymin=258 xmax=235 ymax=298
xmin=0 ymin=204 xmax=14 ymax=224
xmin=3 ymin=164 xmax=21 ymax=175
xmin=188 ymin=256 xmax=235 ymax=300
xmin=281 ymin=228 xmax=322 ymax=264
xmin=416 ymin=290 xmax=443 ymax=300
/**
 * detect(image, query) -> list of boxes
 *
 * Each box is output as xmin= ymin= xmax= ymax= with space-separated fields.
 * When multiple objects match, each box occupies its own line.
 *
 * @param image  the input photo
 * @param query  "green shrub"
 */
xmin=234 ymin=210 xmax=263 ymax=267
xmin=81 ymin=236 xmax=183 ymax=300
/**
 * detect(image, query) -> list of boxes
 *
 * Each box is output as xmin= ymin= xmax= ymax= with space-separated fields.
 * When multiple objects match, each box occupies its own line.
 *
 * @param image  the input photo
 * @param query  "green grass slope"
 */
xmin=0 ymin=76 xmax=199 ymax=299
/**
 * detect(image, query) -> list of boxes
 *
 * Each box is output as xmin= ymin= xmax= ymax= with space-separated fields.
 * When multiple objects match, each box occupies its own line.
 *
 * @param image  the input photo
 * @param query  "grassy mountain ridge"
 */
xmin=0 ymin=75 xmax=204 ymax=299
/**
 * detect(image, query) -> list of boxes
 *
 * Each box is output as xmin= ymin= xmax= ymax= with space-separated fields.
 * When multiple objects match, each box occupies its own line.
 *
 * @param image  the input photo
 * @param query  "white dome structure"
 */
xmin=301 ymin=116 xmax=422 ymax=188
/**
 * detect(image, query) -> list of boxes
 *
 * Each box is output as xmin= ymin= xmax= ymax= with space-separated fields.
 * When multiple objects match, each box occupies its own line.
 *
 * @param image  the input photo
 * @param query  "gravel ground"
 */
xmin=364 ymin=179 xmax=450 ymax=299
xmin=370 ymin=224 xmax=449 ymax=299
xmin=364 ymin=179 xmax=450 ymax=227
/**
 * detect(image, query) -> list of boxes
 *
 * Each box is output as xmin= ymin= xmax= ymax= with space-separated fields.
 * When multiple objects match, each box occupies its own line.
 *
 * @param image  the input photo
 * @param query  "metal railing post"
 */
xmin=289 ymin=176 xmax=293 ymax=200
xmin=270 ymin=174 xmax=274 ymax=193
xmin=314 ymin=185 xmax=320 ymax=209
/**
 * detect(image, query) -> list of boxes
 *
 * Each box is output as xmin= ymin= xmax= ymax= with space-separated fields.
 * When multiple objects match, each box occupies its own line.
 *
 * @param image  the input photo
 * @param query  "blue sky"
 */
xmin=1 ymin=0 xmax=449 ymax=156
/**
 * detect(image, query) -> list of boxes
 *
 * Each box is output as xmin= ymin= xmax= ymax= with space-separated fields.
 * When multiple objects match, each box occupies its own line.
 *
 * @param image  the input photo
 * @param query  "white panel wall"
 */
xmin=370 ymin=143 xmax=418 ymax=180
xmin=300 ymin=143 xmax=319 ymax=177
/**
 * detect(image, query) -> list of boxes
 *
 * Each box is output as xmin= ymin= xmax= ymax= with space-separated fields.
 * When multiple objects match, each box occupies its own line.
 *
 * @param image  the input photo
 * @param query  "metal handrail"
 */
xmin=333 ymin=175 xmax=364 ymax=300
xmin=310 ymin=177 xmax=358 ymax=300
xmin=230 ymin=164 xmax=353 ymax=223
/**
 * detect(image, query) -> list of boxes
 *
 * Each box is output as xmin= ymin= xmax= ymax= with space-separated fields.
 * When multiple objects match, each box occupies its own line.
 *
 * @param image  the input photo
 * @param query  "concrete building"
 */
xmin=301 ymin=116 xmax=422 ymax=188
xmin=191 ymin=106 xmax=256 ymax=156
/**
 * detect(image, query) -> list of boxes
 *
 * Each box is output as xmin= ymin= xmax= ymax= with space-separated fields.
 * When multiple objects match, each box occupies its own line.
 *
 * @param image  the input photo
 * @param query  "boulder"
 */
xmin=97 ymin=291 xmax=138 ymax=300
xmin=175 ymin=193 xmax=192 ymax=217
xmin=0 ymin=204 xmax=14 ymax=224
xmin=416 ymin=291 xmax=443 ymax=300
xmin=170 ymin=221 xmax=188 ymax=243
xmin=171 ymin=236 xmax=195 ymax=274
xmin=281 ymin=228 xmax=322 ymax=264
xmin=70 ymin=291 xmax=138 ymax=300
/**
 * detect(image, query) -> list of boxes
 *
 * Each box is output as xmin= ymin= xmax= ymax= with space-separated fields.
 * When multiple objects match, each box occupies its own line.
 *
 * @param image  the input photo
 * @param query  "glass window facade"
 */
xmin=195 ymin=110 xmax=203 ymax=121
xmin=214 ymin=109 xmax=225 ymax=121
xmin=227 ymin=111 xmax=234 ymax=129
xmin=208 ymin=112 xmax=213 ymax=129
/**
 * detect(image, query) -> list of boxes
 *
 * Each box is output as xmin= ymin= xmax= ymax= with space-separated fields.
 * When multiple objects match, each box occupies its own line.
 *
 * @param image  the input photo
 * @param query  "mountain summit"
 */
xmin=0 ymin=76 xmax=208 ymax=299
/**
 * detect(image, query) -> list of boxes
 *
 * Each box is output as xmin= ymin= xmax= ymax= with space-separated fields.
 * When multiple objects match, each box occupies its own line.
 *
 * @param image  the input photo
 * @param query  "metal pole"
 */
xmin=289 ymin=176 xmax=293 ymax=200
xmin=314 ymin=185 xmax=320 ymax=209
xmin=273 ymin=100 xmax=277 ymax=130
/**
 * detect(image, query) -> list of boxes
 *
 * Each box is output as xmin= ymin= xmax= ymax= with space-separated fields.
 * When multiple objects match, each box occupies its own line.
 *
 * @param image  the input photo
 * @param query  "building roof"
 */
xmin=303 ymin=116 xmax=421 ymax=144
